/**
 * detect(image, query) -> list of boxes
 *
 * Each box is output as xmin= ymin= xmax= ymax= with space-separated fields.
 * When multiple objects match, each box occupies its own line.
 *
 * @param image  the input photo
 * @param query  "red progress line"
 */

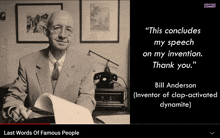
xmin=0 ymin=123 xmax=50 ymax=125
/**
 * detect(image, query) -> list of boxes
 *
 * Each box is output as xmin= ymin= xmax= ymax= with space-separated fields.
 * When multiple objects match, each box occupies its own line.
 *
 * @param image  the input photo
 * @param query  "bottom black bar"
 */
xmin=0 ymin=125 xmax=219 ymax=137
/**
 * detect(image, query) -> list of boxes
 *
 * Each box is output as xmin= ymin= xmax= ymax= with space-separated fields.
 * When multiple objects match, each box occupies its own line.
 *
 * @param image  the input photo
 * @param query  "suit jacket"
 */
xmin=3 ymin=46 xmax=96 ymax=118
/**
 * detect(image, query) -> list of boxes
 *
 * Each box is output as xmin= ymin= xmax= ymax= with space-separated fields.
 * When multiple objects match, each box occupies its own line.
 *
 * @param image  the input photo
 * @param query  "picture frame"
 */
xmin=15 ymin=3 xmax=63 ymax=43
xmin=80 ymin=0 xmax=120 ymax=43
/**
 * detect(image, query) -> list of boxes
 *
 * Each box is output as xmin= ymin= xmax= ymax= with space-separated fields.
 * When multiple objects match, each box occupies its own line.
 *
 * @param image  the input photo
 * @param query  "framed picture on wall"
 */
xmin=15 ymin=3 xmax=63 ymax=43
xmin=80 ymin=0 xmax=120 ymax=43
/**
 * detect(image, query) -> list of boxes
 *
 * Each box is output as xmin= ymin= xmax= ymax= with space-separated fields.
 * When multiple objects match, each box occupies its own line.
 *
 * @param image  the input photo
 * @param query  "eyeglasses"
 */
xmin=51 ymin=26 xmax=72 ymax=36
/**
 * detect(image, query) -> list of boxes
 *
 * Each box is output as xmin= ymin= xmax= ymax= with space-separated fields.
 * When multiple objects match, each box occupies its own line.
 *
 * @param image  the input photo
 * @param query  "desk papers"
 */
xmin=34 ymin=93 xmax=94 ymax=124
xmin=96 ymin=115 xmax=130 ymax=124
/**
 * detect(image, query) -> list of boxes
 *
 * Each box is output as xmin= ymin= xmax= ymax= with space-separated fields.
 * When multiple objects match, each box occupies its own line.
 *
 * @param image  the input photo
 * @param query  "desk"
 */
xmin=0 ymin=85 xmax=129 ymax=124
xmin=93 ymin=107 xmax=130 ymax=124
xmin=1 ymin=108 xmax=130 ymax=124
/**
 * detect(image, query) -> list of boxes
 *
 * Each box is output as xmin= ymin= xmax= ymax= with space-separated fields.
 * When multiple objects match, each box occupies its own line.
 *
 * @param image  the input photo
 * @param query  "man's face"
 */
xmin=47 ymin=13 xmax=74 ymax=51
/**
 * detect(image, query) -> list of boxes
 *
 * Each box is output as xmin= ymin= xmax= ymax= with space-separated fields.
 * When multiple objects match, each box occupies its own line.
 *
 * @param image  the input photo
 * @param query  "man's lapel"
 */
xmin=36 ymin=47 xmax=53 ymax=94
xmin=53 ymin=48 xmax=77 ymax=96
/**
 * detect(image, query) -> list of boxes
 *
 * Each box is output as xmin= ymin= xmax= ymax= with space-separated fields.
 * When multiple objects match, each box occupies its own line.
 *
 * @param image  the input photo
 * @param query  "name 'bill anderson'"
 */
xmin=155 ymin=82 xmax=196 ymax=88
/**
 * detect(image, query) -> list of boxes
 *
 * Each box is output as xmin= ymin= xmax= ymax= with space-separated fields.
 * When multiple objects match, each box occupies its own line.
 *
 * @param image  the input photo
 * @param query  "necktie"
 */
xmin=52 ymin=61 xmax=59 ymax=91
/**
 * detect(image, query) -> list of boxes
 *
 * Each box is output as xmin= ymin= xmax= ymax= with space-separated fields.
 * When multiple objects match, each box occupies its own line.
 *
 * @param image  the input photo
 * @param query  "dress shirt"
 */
xmin=48 ymin=50 xmax=66 ymax=76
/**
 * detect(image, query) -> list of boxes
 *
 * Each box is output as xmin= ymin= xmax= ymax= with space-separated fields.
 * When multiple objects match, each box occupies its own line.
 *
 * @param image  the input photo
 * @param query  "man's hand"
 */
xmin=11 ymin=105 xmax=32 ymax=122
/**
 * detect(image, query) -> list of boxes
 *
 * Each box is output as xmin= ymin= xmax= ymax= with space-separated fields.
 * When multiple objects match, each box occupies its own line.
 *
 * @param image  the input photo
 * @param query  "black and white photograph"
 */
xmin=0 ymin=0 xmax=130 ymax=126
xmin=90 ymin=3 xmax=110 ymax=31
xmin=80 ymin=0 xmax=119 ymax=43
xmin=26 ymin=13 xmax=50 ymax=34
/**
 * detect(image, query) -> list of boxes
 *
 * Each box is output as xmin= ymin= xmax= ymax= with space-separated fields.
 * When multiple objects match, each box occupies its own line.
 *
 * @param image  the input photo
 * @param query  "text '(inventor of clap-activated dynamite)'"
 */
xmin=133 ymin=81 xmax=218 ymax=109
xmin=133 ymin=91 xmax=218 ymax=109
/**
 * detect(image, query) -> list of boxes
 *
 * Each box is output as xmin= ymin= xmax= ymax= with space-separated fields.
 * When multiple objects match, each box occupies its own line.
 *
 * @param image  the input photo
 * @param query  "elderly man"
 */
xmin=2 ymin=10 xmax=96 ymax=122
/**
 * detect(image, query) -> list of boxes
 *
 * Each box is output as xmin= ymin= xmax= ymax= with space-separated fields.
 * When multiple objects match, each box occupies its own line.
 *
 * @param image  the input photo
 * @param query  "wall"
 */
xmin=0 ymin=0 xmax=130 ymax=105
